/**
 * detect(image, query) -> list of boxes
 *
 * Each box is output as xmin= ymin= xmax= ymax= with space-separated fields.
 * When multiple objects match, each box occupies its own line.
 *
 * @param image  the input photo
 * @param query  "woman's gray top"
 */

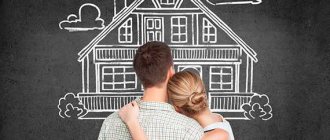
xmin=203 ymin=116 xmax=235 ymax=140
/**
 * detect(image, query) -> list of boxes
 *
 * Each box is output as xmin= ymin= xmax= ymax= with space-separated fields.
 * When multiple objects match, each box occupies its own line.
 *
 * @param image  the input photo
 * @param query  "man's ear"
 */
xmin=168 ymin=66 xmax=175 ymax=77
xmin=174 ymin=105 xmax=182 ymax=113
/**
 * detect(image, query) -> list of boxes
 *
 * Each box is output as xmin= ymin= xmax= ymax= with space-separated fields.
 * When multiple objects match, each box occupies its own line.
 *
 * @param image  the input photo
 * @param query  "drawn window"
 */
xmin=118 ymin=18 xmax=133 ymax=43
xmin=146 ymin=17 xmax=163 ymax=42
xmin=171 ymin=16 xmax=187 ymax=43
xmin=209 ymin=66 xmax=233 ymax=90
xmin=202 ymin=18 xmax=217 ymax=43
xmin=161 ymin=0 xmax=175 ymax=5
xmin=102 ymin=66 xmax=137 ymax=90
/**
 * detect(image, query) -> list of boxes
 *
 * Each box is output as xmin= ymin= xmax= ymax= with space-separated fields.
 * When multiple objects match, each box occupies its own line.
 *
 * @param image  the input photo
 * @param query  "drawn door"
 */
xmin=145 ymin=17 xmax=163 ymax=42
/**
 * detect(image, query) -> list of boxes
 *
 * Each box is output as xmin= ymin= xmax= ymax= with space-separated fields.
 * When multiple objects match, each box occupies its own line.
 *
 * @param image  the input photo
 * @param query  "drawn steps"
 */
xmin=79 ymin=112 xmax=112 ymax=119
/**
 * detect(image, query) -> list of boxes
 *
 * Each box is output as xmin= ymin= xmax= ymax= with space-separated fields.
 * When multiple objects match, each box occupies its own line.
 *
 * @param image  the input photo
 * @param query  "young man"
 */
xmin=98 ymin=42 xmax=203 ymax=140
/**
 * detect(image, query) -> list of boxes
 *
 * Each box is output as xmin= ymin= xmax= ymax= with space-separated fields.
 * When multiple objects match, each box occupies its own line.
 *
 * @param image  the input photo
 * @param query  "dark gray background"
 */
xmin=1 ymin=0 xmax=329 ymax=139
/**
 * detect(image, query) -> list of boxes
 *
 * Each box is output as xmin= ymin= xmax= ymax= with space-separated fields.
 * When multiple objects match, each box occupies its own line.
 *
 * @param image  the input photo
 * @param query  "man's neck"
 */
xmin=142 ymin=85 xmax=168 ymax=103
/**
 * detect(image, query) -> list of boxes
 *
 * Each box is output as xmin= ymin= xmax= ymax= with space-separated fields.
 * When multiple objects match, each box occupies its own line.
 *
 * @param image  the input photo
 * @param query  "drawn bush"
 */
xmin=58 ymin=93 xmax=87 ymax=119
xmin=241 ymin=94 xmax=273 ymax=120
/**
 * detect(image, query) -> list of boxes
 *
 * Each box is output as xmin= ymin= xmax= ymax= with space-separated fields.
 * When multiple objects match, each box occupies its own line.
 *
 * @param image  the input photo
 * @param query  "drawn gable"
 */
xmin=175 ymin=0 xmax=199 ymax=8
xmin=152 ymin=0 xmax=182 ymax=8
xmin=137 ymin=0 xmax=158 ymax=8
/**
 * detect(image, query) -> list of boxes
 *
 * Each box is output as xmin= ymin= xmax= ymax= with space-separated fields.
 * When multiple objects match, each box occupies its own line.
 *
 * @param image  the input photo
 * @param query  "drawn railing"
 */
xmin=78 ymin=92 xmax=253 ymax=112
xmin=96 ymin=48 xmax=137 ymax=61
xmin=95 ymin=47 xmax=240 ymax=61
xmin=209 ymin=93 xmax=255 ymax=112
xmin=172 ymin=48 xmax=239 ymax=60
xmin=78 ymin=93 xmax=142 ymax=111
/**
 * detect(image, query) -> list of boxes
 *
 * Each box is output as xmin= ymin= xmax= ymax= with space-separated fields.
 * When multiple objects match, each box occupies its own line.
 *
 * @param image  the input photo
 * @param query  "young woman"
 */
xmin=119 ymin=71 xmax=235 ymax=140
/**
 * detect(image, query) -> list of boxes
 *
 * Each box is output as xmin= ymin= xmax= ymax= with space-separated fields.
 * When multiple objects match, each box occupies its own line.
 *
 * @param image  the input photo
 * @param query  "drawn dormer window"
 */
xmin=118 ymin=18 xmax=132 ymax=43
xmin=160 ymin=0 xmax=175 ymax=5
xmin=171 ymin=16 xmax=187 ymax=43
xmin=202 ymin=18 xmax=217 ymax=43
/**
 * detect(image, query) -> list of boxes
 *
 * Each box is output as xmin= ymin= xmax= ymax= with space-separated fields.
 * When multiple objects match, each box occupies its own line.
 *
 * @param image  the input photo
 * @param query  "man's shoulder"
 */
xmin=100 ymin=112 xmax=128 ymax=132
xmin=105 ymin=112 xmax=120 ymax=120
xmin=163 ymin=111 xmax=202 ymax=128
xmin=98 ymin=112 xmax=130 ymax=140
xmin=172 ymin=111 xmax=199 ymax=123
xmin=103 ymin=112 xmax=124 ymax=125
xmin=166 ymin=112 xmax=204 ymax=139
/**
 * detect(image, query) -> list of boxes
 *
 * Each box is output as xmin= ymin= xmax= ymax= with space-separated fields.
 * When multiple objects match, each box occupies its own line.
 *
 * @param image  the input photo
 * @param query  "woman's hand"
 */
xmin=119 ymin=101 xmax=148 ymax=140
xmin=119 ymin=101 xmax=140 ymax=124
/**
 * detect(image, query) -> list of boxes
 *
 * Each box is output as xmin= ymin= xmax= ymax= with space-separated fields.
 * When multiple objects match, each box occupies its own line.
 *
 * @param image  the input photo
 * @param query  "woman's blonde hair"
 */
xmin=167 ymin=71 xmax=208 ymax=116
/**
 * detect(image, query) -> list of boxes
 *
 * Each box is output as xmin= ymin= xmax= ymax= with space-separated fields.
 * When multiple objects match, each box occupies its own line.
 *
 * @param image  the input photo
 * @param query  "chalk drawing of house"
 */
xmin=77 ymin=0 xmax=258 ymax=119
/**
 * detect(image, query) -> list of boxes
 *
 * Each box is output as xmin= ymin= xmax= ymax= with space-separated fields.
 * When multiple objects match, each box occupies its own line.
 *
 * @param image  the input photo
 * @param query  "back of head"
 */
xmin=167 ymin=71 xmax=208 ymax=116
xmin=133 ymin=41 xmax=173 ymax=88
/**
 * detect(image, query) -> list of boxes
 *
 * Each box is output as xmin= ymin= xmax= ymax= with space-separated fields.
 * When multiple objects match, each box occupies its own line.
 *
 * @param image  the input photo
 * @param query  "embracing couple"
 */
xmin=98 ymin=42 xmax=234 ymax=140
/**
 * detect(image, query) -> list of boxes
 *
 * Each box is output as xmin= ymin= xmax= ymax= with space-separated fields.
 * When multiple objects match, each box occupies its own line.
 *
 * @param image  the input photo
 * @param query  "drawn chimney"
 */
xmin=113 ymin=0 xmax=134 ymax=19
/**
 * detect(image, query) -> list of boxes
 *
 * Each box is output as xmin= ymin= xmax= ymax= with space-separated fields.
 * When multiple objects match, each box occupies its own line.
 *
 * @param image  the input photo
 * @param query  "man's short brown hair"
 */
xmin=133 ymin=41 xmax=173 ymax=88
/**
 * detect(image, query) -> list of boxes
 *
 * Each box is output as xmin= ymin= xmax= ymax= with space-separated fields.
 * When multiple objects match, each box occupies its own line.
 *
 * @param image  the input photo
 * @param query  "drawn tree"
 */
xmin=242 ymin=94 xmax=273 ymax=120
xmin=58 ymin=93 xmax=87 ymax=119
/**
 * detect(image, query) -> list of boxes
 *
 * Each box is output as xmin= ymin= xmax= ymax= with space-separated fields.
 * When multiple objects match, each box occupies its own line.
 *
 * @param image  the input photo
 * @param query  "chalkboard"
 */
xmin=1 ymin=0 xmax=329 ymax=139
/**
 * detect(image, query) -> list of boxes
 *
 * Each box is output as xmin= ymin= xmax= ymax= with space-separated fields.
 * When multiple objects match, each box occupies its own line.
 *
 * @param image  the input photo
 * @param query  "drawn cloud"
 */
xmin=241 ymin=94 xmax=273 ymax=120
xmin=206 ymin=0 xmax=262 ymax=5
xmin=58 ymin=93 xmax=87 ymax=119
xmin=59 ymin=3 xmax=105 ymax=32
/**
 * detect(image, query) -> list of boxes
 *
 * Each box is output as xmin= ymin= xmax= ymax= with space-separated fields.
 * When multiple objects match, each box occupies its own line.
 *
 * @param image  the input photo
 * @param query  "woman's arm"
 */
xmin=118 ymin=101 xmax=148 ymax=140
xmin=125 ymin=119 xmax=148 ymax=140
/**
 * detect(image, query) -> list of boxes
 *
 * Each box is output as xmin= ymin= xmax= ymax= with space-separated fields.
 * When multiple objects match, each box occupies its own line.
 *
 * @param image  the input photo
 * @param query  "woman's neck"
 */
xmin=192 ymin=108 xmax=221 ymax=128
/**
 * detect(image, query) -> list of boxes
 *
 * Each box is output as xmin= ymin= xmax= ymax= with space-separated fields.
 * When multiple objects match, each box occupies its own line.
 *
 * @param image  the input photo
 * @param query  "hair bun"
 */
xmin=185 ymin=91 xmax=207 ymax=114
xmin=189 ymin=92 xmax=205 ymax=105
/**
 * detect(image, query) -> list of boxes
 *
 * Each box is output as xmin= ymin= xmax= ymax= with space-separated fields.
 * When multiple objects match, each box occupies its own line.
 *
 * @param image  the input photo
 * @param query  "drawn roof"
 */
xmin=78 ymin=0 xmax=258 ymax=62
